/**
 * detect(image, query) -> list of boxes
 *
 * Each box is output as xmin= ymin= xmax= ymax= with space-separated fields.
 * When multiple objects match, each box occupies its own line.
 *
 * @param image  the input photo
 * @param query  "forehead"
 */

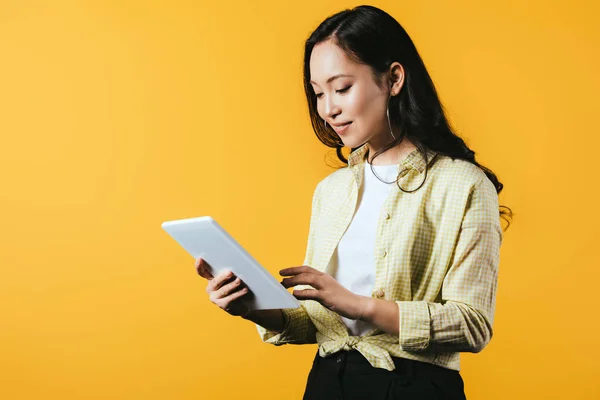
xmin=309 ymin=40 xmax=361 ymax=85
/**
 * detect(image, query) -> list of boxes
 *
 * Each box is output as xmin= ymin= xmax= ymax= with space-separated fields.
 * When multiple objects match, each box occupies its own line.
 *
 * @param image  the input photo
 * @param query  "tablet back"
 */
xmin=162 ymin=216 xmax=300 ymax=311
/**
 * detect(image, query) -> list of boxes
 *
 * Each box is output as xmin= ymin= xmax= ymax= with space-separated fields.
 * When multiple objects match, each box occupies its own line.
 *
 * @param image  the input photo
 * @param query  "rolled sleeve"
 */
xmin=256 ymin=304 xmax=317 ymax=345
xmin=397 ymin=300 xmax=431 ymax=351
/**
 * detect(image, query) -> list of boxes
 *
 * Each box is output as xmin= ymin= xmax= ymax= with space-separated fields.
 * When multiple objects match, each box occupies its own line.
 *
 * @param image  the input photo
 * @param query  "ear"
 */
xmin=388 ymin=62 xmax=405 ymax=96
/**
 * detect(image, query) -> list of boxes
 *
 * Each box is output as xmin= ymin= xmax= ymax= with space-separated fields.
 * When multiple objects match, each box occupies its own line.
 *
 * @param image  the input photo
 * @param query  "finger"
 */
xmin=281 ymin=272 xmax=322 ymax=289
xmin=195 ymin=258 xmax=214 ymax=280
xmin=211 ymin=276 xmax=244 ymax=300
xmin=292 ymin=288 xmax=321 ymax=301
xmin=215 ymin=286 xmax=250 ymax=310
xmin=208 ymin=269 xmax=235 ymax=292
xmin=197 ymin=264 xmax=214 ymax=280
xmin=279 ymin=265 xmax=314 ymax=276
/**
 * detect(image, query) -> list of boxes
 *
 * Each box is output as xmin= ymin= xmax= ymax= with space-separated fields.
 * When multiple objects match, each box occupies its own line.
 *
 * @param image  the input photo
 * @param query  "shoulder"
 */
xmin=430 ymin=154 xmax=494 ymax=194
xmin=304 ymin=167 xmax=353 ymax=212
xmin=432 ymin=154 xmax=486 ymax=186
xmin=429 ymin=154 xmax=500 ymax=224
xmin=314 ymin=167 xmax=352 ymax=194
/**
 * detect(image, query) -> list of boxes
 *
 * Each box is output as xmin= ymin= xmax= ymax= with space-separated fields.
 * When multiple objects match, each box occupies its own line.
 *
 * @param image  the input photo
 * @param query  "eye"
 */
xmin=315 ymin=86 xmax=352 ymax=99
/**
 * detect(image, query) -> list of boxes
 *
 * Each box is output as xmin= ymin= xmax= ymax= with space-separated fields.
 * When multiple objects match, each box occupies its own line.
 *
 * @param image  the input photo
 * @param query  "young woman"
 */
xmin=195 ymin=5 xmax=511 ymax=400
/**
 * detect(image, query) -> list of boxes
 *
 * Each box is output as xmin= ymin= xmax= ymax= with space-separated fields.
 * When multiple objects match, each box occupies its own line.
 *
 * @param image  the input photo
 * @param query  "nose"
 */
xmin=323 ymin=94 xmax=340 ymax=121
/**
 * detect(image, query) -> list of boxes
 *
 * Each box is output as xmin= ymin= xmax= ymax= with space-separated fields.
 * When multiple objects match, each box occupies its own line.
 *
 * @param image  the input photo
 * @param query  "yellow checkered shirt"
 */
xmin=256 ymin=143 xmax=503 ymax=371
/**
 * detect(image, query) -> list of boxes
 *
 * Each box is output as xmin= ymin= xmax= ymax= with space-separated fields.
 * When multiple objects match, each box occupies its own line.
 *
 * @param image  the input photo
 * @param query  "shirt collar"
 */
xmin=347 ymin=143 xmax=438 ymax=174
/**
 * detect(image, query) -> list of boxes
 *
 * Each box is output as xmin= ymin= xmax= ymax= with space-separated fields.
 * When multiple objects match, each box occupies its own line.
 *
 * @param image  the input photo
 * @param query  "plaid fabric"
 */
xmin=256 ymin=143 xmax=503 ymax=371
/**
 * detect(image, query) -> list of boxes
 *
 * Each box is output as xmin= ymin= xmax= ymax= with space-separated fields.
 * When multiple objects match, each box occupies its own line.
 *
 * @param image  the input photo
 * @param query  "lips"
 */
xmin=331 ymin=121 xmax=352 ymax=133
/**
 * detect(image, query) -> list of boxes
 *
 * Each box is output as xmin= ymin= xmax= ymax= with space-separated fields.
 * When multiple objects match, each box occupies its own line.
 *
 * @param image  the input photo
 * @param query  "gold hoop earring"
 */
xmin=387 ymin=97 xmax=396 ymax=140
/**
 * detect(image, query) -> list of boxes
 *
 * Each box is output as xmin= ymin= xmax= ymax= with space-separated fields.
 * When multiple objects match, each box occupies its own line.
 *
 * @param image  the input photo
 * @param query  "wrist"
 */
xmin=241 ymin=309 xmax=259 ymax=321
xmin=357 ymin=296 xmax=376 ymax=322
xmin=242 ymin=309 xmax=285 ymax=333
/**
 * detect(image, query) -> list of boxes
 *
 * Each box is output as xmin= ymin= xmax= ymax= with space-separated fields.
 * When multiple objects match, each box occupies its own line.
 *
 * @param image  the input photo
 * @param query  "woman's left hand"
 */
xmin=280 ymin=265 xmax=370 ymax=320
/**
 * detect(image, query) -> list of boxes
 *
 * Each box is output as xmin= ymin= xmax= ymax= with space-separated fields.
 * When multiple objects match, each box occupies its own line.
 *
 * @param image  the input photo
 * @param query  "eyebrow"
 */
xmin=310 ymin=74 xmax=354 ymax=86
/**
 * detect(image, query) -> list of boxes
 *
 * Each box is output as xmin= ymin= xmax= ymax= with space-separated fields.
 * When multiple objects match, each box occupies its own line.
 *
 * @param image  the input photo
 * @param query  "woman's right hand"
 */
xmin=195 ymin=257 xmax=251 ymax=317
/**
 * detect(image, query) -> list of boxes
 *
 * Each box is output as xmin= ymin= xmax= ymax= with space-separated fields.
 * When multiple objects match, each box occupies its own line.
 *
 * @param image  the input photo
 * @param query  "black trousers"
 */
xmin=302 ymin=350 xmax=466 ymax=400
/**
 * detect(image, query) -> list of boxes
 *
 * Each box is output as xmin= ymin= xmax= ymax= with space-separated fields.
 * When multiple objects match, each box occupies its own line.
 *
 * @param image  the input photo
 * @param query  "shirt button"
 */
xmin=385 ymin=213 xmax=391 ymax=220
xmin=383 ymin=250 xmax=387 ymax=257
xmin=373 ymin=289 xmax=385 ymax=298
xmin=336 ymin=357 xmax=342 ymax=363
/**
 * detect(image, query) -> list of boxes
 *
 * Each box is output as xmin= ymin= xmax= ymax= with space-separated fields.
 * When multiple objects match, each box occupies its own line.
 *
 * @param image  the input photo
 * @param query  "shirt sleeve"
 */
xmin=255 ymin=182 xmax=323 ymax=345
xmin=255 ymin=303 xmax=317 ymax=345
xmin=396 ymin=175 xmax=502 ymax=353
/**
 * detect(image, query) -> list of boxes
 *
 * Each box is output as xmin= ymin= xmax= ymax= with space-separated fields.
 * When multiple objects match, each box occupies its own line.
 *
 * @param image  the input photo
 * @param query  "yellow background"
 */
xmin=1 ymin=1 xmax=598 ymax=398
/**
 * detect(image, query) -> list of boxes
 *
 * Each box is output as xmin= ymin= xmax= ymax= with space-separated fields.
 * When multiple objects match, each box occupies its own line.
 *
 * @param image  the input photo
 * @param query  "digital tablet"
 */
xmin=161 ymin=216 xmax=300 ymax=311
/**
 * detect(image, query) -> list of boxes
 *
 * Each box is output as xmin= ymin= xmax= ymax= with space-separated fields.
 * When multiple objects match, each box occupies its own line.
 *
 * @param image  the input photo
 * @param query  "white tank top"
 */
xmin=327 ymin=161 xmax=399 ymax=336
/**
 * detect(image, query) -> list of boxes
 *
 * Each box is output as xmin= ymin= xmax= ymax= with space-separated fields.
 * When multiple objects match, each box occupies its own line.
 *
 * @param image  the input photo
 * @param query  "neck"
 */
xmin=365 ymin=138 xmax=417 ymax=166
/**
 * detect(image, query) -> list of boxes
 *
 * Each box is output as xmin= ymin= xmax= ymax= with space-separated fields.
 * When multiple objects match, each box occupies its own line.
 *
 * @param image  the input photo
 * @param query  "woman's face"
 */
xmin=309 ymin=39 xmax=398 ymax=150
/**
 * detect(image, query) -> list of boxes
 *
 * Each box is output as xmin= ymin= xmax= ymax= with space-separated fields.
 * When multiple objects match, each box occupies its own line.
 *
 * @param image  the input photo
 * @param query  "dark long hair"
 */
xmin=303 ymin=5 xmax=512 ymax=230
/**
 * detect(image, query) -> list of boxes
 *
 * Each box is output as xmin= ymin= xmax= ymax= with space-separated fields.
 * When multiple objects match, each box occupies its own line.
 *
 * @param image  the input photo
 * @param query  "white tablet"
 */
xmin=161 ymin=216 xmax=300 ymax=311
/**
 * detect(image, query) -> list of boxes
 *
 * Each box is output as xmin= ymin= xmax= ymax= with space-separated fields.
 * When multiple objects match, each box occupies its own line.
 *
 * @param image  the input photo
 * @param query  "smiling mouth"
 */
xmin=333 ymin=122 xmax=352 ymax=133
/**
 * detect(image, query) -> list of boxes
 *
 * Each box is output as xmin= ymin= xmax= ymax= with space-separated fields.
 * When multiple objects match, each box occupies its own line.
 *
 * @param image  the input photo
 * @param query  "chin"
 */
xmin=341 ymin=136 xmax=368 ymax=149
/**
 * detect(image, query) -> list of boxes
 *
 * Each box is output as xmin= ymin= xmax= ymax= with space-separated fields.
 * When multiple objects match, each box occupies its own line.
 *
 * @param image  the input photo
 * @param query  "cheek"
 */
xmin=316 ymin=102 xmax=326 ymax=120
xmin=346 ymin=89 xmax=374 ymax=119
